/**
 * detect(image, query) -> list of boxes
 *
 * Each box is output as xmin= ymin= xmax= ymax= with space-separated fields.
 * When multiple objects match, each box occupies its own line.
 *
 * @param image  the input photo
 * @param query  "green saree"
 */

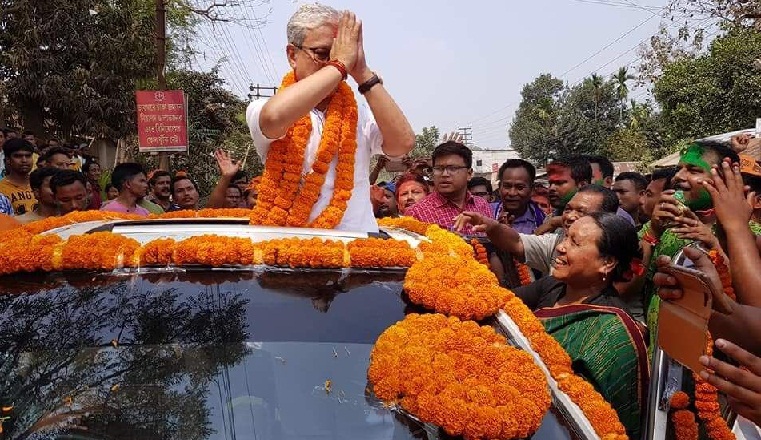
xmin=536 ymin=304 xmax=649 ymax=439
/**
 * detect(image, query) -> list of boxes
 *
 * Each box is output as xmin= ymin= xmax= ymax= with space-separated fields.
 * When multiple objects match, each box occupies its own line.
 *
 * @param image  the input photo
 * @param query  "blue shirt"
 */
xmin=493 ymin=201 xmax=547 ymax=235
xmin=0 ymin=193 xmax=13 ymax=216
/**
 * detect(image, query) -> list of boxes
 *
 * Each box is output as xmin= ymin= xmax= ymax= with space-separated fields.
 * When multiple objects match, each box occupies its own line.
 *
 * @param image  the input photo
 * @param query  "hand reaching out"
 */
xmin=699 ymin=339 xmax=761 ymax=427
xmin=703 ymin=159 xmax=755 ymax=233
xmin=453 ymin=211 xmax=499 ymax=234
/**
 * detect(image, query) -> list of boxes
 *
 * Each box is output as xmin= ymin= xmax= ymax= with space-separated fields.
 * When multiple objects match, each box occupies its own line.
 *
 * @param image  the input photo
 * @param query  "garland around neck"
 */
xmin=249 ymin=71 xmax=359 ymax=229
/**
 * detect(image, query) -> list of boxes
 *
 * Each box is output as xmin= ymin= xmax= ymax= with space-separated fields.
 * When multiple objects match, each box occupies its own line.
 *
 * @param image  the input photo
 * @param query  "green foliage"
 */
xmin=653 ymin=27 xmax=761 ymax=141
xmin=508 ymin=74 xmax=565 ymax=165
xmin=0 ymin=0 xmax=158 ymax=138
xmin=509 ymin=73 xmax=625 ymax=164
xmin=412 ymin=126 xmax=440 ymax=159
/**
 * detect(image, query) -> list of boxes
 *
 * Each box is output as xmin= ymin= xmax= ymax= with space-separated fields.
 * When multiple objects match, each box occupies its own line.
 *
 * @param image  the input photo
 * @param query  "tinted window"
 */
xmin=0 ymin=269 xmax=577 ymax=439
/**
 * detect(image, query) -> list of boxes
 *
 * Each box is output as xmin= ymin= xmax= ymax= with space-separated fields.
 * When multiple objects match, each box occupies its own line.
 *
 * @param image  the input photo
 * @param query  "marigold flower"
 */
xmin=368 ymin=314 xmax=550 ymax=440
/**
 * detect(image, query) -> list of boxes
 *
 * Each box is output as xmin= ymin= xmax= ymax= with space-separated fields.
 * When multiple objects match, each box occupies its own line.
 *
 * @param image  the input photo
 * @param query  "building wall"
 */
xmin=471 ymin=149 xmax=521 ymax=183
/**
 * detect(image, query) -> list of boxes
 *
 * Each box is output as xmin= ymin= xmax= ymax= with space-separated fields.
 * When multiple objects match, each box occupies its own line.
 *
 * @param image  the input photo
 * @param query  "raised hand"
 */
xmin=214 ymin=149 xmax=240 ymax=178
xmin=330 ymin=12 xmax=360 ymax=73
xmin=349 ymin=17 xmax=371 ymax=83
xmin=703 ymin=159 xmax=754 ymax=233
xmin=441 ymin=131 xmax=464 ymax=144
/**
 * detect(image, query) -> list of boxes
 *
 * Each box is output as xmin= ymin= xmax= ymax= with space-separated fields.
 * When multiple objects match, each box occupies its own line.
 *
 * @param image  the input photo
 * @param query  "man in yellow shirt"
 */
xmin=0 ymin=139 xmax=37 ymax=215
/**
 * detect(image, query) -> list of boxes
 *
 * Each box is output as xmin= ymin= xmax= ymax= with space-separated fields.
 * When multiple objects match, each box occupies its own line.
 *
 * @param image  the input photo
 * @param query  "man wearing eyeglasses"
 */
xmin=245 ymin=3 xmax=414 ymax=232
xmin=405 ymin=141 xmax=494 ymax=235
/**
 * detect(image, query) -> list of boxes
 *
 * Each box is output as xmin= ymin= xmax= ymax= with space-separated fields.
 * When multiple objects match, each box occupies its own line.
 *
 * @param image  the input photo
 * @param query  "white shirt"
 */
xmin=246 ymin=98 xmax=383 ymax=232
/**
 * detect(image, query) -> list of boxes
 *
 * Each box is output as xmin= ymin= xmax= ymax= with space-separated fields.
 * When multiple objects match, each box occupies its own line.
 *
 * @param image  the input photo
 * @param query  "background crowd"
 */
xmin=4 ymin=115 xmax=761 ymax=439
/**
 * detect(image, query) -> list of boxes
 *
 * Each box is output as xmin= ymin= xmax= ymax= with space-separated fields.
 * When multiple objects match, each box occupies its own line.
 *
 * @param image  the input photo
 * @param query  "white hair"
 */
xmin=287 ymin=3 xmax=340 ymax=46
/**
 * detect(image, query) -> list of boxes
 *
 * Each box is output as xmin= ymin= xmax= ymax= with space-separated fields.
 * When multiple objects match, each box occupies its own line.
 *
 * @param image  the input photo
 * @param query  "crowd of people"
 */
xmin=0 ymin=127 xmax=262 ymax=223
xmin=2 ymin=1 xmax=761 ymax=437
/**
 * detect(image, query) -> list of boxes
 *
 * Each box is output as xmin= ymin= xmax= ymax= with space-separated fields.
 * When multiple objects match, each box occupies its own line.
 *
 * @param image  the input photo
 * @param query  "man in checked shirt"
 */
xmin=405 ymin=141 xmax=493 ymax=235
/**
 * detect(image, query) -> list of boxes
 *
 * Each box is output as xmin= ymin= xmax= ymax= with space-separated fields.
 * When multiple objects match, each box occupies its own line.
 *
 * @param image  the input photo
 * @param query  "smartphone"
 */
xmin=657 ymin=264 xmax=733 ymax=372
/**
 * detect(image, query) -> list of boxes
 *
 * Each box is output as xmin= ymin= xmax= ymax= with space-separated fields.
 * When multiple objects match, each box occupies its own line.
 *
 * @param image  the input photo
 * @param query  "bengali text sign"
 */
xmin=136 ymin=90 xmax=188 ymax=153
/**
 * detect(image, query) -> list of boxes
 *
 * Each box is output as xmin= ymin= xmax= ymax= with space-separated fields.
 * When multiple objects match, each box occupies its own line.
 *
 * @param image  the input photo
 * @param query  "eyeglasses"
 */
xmin=431 ymin=165 xmax=469 ymax=176
xmin=293 ymin=44 xmax=331 ymax=64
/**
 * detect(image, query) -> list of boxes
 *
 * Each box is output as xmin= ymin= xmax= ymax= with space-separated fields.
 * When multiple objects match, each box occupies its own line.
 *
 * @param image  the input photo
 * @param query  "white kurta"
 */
xmin=246 ymin=98 xmax=383 ymax=232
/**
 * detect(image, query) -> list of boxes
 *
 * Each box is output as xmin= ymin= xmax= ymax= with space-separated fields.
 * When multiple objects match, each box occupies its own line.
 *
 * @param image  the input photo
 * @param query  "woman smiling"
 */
xmin=514 ymin=212 xmax=649 ymax=438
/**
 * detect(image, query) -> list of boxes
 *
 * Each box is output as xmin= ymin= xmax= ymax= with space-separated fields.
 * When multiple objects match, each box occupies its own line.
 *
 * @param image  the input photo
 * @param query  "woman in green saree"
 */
xmin=514 ymin=212 xmax=649 ymax=439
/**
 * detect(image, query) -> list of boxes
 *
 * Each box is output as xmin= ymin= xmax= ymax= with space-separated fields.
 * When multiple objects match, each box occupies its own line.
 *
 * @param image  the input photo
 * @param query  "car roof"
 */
xmin=42 ymin=218 xmax=427 ymax=247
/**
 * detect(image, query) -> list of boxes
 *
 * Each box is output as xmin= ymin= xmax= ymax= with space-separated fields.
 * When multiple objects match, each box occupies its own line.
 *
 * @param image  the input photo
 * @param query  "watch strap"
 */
xmin=358 ymin=74 xmax=382 ymax=95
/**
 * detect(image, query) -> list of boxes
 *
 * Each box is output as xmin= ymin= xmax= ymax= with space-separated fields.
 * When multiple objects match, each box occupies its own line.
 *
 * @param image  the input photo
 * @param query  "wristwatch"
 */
xmin=358 ymin=73 xmax=382 ymax=95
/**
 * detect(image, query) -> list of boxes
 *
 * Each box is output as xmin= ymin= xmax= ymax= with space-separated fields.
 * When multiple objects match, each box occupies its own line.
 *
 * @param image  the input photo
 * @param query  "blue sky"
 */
xmin=193 ymin=0 xmax=672 ymax=149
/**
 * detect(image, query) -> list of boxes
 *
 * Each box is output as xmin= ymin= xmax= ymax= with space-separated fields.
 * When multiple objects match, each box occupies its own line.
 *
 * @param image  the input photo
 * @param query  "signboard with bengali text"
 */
xmin=136 ymin=90 xmax=189 ymax=153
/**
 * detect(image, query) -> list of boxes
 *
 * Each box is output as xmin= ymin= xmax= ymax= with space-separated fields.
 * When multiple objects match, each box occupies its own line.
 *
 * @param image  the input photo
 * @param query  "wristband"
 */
xmin=358 ymin=73 xmax=383 ymax=95
xmin=326 ymin=60 xmax=348 ymax=81
xmin=642 ymin=229 xmax=659 ymax=246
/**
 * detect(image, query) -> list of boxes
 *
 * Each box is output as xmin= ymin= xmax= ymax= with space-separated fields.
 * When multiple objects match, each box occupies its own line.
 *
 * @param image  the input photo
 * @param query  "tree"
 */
xmin=411 ymin=126 xmax=440 ymax=159
xmin=613 ymin=67 xmax=635 ymax=123
xmin=508 ymin=74 xmax=565 ymax=165
xmin=555 ymin=75 xmax=622 ymax=157
xmin=0 ymin=0 xmax=159 ymax=138
xmin=0 ymin=0 xmax=267 ymax=139
xmin=653 ymin=27 xmax=761 ymax=141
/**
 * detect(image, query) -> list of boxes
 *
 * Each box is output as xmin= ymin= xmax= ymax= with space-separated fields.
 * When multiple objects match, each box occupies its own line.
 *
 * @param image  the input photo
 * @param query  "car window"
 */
xmin=0 ymin=269 xmax=579 ymax=439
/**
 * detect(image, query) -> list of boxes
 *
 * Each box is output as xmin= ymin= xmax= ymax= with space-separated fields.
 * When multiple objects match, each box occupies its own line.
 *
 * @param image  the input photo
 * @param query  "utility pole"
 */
xmin=156 ymin=0 xmax=170 ymax=171
xmin=458 ymin=127 xmax=472 ymax=147
xmin=248 ymin=83 xmax=278 ymax=101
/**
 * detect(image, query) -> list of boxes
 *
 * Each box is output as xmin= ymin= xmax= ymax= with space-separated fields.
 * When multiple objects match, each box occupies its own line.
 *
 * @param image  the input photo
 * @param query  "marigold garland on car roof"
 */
xmin=404 ymin=253 xmax=511 ymax=321
xmin=368 ymin=313 xmax=551 ymax=440
xmin=670 ymin=392 xmax=699 ymax=440
xmin=377 ymin=217 xmax=429 ymax=235
xmin=0 ymin=212 xmax=632 ymax=439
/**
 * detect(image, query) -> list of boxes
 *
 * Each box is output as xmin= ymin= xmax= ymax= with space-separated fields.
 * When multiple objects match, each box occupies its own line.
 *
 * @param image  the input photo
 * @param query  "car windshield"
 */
xmin=0 ymin=269 xmax=578 ymax=440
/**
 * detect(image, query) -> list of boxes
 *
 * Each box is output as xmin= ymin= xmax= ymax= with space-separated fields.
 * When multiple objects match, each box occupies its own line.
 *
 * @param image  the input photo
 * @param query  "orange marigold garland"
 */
xmin=687 ymin=250 xmax=736 ymax=440
xmin=23 ymin=211 xmax=142 ymax=235
xmin=377 ymin=217 xmax=429 ymax=235
xmin=368 ymin=313 xmax=551 ymax=440
xmin=137 ymin=238 xmax=176 ymax=266
xmin=670 ymin=392 xmax=699 ymax=440
xmin=516 ymin=261 xmax=534 ymax=286
xmin=470 ymin=239 xmax=489 ymax=268
xmin=419 ymin=225 xmax=474 ymax=259
xmin=249 ymin=71 xmax=358 ymax=229
xmin=172 ymin=236 xmax=257 ymax=267
xmin=404 ymin=253 xmax=511 ymax=321
xmin=61 ymin=232 xmax=140 ymax=270
xmin=154 ymin=208 xmax=252 ymax=219
xmin=672 ymin=410 xmax=699 ymax=440
xmin=347 ymin=238 xmax=415 ymax=268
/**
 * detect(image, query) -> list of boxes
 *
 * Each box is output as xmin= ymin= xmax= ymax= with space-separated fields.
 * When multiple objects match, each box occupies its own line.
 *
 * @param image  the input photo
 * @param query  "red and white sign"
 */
xmin=136 ymin=90 xmax=189 ymax=153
